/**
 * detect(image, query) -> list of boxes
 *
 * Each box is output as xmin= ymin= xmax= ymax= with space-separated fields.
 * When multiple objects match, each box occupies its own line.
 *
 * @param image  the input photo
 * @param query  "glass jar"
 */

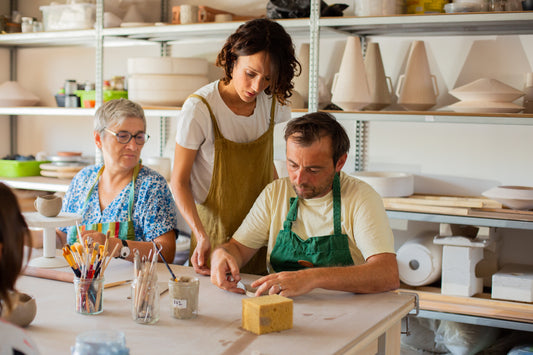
xmin=131 ymin=273 xmax=160 ymax=324
xmin=169 ymin=277 xmax=199 ymax=319
xmin=73 ymin=277 xmax=104 ymax=315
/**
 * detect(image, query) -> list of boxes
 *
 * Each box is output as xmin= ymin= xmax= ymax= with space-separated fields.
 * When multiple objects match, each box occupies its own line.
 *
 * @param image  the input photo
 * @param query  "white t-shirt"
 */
xmin=233 ymin=172 xmax=395 ymax=272
xmin=0 ymin=318 xmax=40 ymax=355
xmin=175 ymin=81 xmax=291 ymax=203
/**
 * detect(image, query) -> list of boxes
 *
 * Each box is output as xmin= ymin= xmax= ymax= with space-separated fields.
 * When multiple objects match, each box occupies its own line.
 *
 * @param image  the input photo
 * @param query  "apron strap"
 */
xmin=332 ymin=173 xmax=342 ymax=235
xmin=81 ymin=163 xmax=141 ymax=222
xmin=282 ymin=174 xmax=342 ymax=234
xmin=188 ymin=94 xmax=222 ymax=138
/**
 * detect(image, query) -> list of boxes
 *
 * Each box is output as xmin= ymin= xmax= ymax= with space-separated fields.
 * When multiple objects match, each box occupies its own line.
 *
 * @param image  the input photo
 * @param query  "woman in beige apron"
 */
xmin=171 ymin=19 xmax=300 ymax=275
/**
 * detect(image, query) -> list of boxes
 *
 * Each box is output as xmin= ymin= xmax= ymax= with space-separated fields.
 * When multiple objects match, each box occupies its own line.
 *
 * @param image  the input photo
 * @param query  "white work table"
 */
xmin=16 ymin=259 xmax=415 ymax=355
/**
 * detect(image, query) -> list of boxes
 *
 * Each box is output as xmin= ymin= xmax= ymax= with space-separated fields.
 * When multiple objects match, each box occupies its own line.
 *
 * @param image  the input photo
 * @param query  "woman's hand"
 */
xmin=191 ymin=237 xmax=211 ymax=275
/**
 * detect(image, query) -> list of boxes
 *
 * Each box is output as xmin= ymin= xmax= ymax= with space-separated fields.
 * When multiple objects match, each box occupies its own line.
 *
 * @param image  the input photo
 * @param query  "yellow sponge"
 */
xmin=242 ymin=294 xmax=293 ymax=335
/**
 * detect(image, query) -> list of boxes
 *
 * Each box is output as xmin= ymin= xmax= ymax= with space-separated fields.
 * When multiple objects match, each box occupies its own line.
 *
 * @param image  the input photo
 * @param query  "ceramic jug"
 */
xmin=34 ymin=194 xmax=62 ymax=217
xmin=331 ymin=36 xmax=371 ymax=111
xmin=396 ymin=40 xmax=439 ymax=111
xmin=364 ymin=42 xmax=392 ymax=110
xmin=293 ymin=43 xmax=310 ymax=108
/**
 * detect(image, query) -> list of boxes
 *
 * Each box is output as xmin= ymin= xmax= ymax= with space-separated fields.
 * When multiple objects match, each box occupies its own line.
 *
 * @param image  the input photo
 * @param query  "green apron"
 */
xmin=67 ymin=163 xmax=140 ymax=245
xmin=270 ymin=173 xmax=354 ymax=272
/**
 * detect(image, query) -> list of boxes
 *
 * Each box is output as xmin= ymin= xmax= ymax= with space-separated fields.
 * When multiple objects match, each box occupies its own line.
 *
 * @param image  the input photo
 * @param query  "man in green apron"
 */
xmin=210 ymin=112 xmax=399 ymax=297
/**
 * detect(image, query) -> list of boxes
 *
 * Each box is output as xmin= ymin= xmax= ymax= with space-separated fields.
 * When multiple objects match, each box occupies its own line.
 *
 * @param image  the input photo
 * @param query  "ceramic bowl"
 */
xmin=351 ymin=172 xmax=414 ymax=197
xmin=1 ymin=291 xmax=37 ymax=327
xmin=482 ymin=186 xmax=533 ymax=210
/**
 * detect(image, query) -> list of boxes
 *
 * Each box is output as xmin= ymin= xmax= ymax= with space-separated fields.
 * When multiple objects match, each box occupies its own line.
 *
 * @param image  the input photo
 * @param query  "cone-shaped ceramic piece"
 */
xmin=0 ymin=81 xmax=39 ymax=106
xmin=449 ymin=78 xmax=524 ymax=102
xmin=396 ymin=40 xmax=438 ymax=111
xmin=293 ymin=43 xmax=309 ymax=106
xmin=331 ymin=36 xmax=371 ymax=111
xmin=364 ymin=42 xmax=392 ymax=111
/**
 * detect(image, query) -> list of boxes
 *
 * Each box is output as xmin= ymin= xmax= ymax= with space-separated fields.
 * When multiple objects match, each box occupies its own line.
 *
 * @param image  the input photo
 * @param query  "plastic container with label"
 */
xmin=40 ymin=3 xmax=96 ymax=31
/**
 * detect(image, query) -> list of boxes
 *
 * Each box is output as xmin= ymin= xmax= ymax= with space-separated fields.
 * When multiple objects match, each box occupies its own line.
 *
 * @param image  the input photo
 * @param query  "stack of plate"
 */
xmin=127 ymin=57 xmax=209 ymax=107
xmin=448 ymin=78 xmax=524 ymax=113
xmin=40 ymin=152 xmax=92 ymax=179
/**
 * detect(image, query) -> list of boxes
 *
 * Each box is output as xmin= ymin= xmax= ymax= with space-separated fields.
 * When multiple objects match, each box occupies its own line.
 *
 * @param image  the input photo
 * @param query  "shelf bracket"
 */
xmin=307 ymin=0 xmax=320 ymax=112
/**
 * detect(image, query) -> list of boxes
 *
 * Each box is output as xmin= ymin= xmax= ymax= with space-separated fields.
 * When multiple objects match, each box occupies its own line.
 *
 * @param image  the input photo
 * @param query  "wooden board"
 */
xmin=398 ymin=287 xmax=533 ymax=324
xmin=383 ymin=194 xmax=533 ymax=222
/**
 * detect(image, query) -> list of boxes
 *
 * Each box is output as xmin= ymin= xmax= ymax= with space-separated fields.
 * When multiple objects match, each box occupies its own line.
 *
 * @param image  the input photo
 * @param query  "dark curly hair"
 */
xmin=216 ymin=18 xmax=301 ymax=105
xmin=0 ymin=183 xmax=32 ymax=313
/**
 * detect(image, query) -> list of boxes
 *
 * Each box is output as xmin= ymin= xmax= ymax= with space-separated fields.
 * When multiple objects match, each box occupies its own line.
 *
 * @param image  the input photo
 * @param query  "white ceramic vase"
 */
xmin=364 ymin=42 xmax=392 ymax=111
xmin=293 ymin=43 xmax=309 ymax=108
xmin=396 ymin=40 xmax=438 ymax=111
xmin=331 ymin=36 xmax=371 ymax=111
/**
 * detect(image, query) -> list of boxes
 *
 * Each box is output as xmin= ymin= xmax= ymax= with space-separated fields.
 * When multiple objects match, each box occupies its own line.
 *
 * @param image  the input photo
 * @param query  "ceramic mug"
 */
xmin=34 ymin=194 xmax=62 ymax=217
xmin=180 ymin=5 xmax=199 ymax=24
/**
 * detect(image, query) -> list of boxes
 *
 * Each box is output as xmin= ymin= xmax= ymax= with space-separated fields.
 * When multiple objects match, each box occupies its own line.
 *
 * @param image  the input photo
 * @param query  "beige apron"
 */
xmin=189 ymin=94 xmax=275 ymax=275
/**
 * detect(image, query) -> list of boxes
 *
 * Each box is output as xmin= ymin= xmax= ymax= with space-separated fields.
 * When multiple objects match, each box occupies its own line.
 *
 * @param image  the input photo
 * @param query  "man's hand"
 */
xmin=251 ymin=270 xmax=314 ymax=298
xmin=210 ymin=246 xmax=245 ymax=294
xmin=191 ymin=237 xmax=211 ymax=276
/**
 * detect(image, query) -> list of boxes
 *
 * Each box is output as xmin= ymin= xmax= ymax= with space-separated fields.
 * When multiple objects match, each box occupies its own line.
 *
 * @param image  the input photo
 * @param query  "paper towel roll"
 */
xmin=397 ymin=233 xmax=442 ymax=286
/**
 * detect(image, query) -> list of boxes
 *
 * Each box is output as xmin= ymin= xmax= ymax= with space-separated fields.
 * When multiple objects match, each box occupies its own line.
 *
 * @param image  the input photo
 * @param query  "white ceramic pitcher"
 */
xmin=293 ymin=43 xmax=310 ymax=108
xmin=331 ymin=36 xmax=371 ymax=111
xmin=364 ymin=42 xmax=392 ymax=111
xmin=396 ymin=40 xmax=439 ymax=111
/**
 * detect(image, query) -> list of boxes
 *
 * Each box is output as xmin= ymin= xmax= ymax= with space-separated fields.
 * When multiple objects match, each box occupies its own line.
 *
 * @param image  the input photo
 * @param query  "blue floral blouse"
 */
xmin=59 ymin=164 xmax=179 ymax=241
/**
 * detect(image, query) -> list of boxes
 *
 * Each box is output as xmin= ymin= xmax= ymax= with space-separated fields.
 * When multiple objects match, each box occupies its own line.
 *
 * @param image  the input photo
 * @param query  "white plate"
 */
xmin=447 ymin=101 xmax=523 ymax=113
xmin=482 ymin=186 xmax=533 ymax=210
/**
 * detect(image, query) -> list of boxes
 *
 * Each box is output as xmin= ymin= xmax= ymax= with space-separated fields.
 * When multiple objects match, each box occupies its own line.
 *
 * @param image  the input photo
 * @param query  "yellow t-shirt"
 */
xmin=233 ymin=171 xmax=395 ymax=272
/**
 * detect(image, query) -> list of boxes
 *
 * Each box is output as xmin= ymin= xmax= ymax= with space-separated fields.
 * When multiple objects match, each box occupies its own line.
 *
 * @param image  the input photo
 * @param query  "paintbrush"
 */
xmin=151 ymin=240 xmax=177 ymax=282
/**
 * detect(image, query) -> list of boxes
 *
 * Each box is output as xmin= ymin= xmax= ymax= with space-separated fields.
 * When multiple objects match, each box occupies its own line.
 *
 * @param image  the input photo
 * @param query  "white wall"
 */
xmin=3 ymin=1 xmax=532 ymax=265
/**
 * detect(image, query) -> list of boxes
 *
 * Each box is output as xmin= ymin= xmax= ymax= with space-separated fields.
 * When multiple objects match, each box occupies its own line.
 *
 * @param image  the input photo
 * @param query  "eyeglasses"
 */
xmin=104 ymin=128 xmax=149 ymax=145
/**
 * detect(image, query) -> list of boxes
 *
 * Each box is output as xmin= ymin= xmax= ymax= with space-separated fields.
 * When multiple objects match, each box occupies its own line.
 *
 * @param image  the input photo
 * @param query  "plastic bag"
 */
xmin=435 ymin=320 xmax=500 ymax=355
xmin=266 ymin=0 xmax=348 ymax=19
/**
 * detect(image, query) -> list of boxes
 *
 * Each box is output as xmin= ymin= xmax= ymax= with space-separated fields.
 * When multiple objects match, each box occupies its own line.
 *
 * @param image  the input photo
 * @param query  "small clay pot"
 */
xmin=34 ymin=194 xmax=62 ymax=217
xmin=1 ymin=291 xmax=37 ymax=327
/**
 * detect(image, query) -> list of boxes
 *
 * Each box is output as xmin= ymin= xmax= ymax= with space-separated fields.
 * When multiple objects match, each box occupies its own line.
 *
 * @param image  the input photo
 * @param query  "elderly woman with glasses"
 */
xmin=55 ymin=99 xmax=179 ymax=262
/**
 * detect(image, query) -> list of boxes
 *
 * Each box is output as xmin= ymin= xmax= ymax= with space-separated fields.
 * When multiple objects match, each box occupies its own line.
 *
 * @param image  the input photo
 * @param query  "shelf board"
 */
xmin=322 ymin=12 xmax=533 ymax=36
xmin=0 ymin=107 xmax=181 ymax=117
xmin=2 ymin=13 xmax=531 ymax=48
xmin=328 ymin=110 xmax=533 ymax=125
xmin=387 ymin=210 xmax=533 ymax=230
xmin=399 ymin=286 xmax=533 ymax=331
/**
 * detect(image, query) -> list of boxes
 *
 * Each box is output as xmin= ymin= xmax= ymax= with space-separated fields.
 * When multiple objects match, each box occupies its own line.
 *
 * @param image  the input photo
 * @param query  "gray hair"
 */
xmin=94 ymin=99 xmax=146 ymax=134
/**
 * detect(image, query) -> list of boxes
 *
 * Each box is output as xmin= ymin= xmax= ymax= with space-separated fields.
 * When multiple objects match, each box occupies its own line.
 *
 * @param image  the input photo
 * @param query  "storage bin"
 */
xmin=0 ymin=160 xmax=50 ymax=178
xmin=74 ymin=90 xmax=128 ymax=108
xmin=40 ymin=3 xmax=95 ymax=31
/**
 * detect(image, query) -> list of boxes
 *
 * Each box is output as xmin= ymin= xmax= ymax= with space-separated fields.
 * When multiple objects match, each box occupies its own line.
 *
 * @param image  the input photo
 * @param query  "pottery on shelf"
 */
xmin=0 ymin=81 xmax=39 ymax=107
xmin=396 ymin=40 xmax=438 ymax=111
xmin=482 ymin=186 xmax=533 ymax=210
xmin=331 ymin=36 xmax=371 ymax=111
xmin=350 ymin=171 xmax=414 ymax=197
xmin=449 ymin=78 xmax=524 ymax=102
xmin=364 ymin=42 xmax=392 ymax=111
xmin=293 ymin=43 xmax=310 ymax=108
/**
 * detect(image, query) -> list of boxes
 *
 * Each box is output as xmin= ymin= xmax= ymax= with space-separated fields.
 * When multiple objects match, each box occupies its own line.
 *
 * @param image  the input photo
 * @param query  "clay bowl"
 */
xmin=1 ymin=291 xmax=37 ymax=327
xmin=351 ymin=171 xmax=414 ymax=197
xmin=482 ymin=186 xmax=533 ymax=210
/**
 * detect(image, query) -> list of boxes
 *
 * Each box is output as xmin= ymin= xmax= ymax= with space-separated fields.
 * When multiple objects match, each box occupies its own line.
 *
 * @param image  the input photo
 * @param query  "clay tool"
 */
xmin=151 ymin=240 xmax=177 ymax=282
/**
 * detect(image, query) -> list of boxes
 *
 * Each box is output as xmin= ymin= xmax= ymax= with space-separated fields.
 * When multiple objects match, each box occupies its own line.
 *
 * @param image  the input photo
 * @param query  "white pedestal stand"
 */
xmin=23 ymin=212 xmax=82 ymax=268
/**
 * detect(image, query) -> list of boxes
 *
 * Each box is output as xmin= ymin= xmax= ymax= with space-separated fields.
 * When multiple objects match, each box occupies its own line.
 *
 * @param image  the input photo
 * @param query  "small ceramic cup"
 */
xmin=34 ymin=194 xmax=62 ymax=217
xmin=0 ymin=291 xmax=37 ymax=327
xmin=180 ymin=5 xmax=199 ymax=24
